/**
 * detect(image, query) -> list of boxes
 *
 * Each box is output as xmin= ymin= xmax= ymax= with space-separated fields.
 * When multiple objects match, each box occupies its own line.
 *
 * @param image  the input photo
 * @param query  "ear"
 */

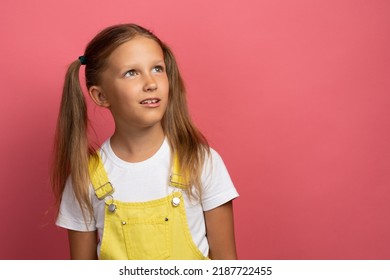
xmin=89 ymin=86 xmax=110 ymax=108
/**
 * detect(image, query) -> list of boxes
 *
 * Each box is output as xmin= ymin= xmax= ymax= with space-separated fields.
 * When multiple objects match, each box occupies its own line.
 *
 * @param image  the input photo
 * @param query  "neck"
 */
xmin=110 ymin=123 xmax=165 ymax=163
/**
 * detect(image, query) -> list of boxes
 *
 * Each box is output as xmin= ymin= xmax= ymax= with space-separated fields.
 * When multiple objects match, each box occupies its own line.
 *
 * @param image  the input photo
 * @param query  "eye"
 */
xmin=152 ymin=65 xmax=164 ymax=73
xmin=124 ymin=69 xmax=137 ymax=77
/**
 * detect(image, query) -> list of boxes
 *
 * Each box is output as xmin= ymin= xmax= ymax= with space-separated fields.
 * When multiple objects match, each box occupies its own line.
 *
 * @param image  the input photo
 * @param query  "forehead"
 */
xmin=106 ymin=36 xmax=164 ymax=68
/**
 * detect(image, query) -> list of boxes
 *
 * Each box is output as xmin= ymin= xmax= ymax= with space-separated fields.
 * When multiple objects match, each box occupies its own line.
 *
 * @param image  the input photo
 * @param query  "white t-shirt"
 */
xmin=56 ymin=138 xmax=239 ymax=257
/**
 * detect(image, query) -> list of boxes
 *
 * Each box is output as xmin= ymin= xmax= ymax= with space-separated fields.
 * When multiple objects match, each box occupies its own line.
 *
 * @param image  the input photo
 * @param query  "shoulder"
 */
xmin=202 ymin=147 xmax=229 ymax=176
xmin=208 ymin=147 xmax=222 ymax=161
xmin=56 ymin=177 xmax=96 ymax=231
xmin=200 ymin=147 xmax=239 ymax=211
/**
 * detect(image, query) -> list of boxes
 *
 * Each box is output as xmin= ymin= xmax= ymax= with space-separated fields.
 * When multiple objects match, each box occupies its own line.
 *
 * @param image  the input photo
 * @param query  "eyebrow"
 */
xmin=122 ymin=60 xmax=165 ymax=68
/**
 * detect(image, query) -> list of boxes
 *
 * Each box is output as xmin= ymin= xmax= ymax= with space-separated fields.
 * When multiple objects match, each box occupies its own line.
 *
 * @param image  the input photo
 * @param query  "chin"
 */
xmin=138 ymin=118 xmax=164 ymax=129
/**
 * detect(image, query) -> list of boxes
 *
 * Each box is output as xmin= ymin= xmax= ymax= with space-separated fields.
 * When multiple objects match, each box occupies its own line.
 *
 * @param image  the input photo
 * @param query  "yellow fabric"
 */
xmin=99 ymin=193 xmax=208 ymax=260
xmin=88 ymin=154 xmax=114 ymax=199
xmin=88 ymin=153 xmax=208 ymax=260
xmin=169 ymin=154 xmax=189 ymax=189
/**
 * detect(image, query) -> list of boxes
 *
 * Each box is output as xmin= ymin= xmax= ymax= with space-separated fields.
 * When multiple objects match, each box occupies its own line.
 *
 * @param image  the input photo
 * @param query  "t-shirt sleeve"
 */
xmin=201 ymin=148 xmax=239 ymax=211
xmin=55 ymin=177 xmax=96 ymax=232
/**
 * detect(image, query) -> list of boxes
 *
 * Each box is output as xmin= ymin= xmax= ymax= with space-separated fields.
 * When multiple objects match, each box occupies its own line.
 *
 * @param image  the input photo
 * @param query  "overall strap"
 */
xmin=169 ymin=154 xmax=189 ymax=189
xmin=88 ymin=153 xmax=114 ymax=200
xmin=88 ymin=152 xmax=189 ymax=200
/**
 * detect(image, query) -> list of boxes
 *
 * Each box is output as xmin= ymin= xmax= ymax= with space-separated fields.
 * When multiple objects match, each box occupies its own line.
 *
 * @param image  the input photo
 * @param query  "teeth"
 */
xmin=141 ymin=99 xmax=158 ymax=104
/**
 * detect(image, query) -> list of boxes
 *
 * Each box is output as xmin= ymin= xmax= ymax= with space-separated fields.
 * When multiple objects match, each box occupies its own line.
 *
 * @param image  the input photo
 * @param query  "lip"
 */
xmin=139 ymin=97 xmax=161 ymax=108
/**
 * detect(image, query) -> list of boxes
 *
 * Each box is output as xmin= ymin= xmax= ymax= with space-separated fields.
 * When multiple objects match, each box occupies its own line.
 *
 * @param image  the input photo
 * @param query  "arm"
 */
xmin=68 ymin=230 xmax=98 ymax=260
xmin=204 ymin=200 xmax=237 ymax=259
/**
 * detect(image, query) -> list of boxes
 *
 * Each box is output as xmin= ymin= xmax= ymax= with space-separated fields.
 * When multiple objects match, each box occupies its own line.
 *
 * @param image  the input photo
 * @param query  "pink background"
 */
xmin=0 ymin=0 xmax=389 ymax=259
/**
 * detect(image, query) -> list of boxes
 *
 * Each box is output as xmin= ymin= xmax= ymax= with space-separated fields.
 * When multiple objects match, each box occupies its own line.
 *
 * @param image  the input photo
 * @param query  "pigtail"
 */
xmin=162 ymin=45 xmax=210 ymax=197
xmin=52 ymin=59 xmax=95 ymax=221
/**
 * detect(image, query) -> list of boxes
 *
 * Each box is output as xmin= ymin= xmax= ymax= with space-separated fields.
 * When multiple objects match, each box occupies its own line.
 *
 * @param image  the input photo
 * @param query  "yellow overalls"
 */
xmin=88 ymin=153 xmax=209 ymax=260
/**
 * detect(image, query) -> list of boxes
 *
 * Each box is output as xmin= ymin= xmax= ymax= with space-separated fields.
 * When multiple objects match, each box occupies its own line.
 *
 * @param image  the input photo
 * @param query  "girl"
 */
xmin=52 ymin=23 xmax=238 ymax=260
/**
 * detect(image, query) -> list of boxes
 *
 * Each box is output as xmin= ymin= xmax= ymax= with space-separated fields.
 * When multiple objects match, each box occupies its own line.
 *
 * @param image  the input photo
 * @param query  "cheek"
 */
xmin=161 ymin=77 xmax=169 ymax=96
xmin=108 ymin=83 xmax=139 ymax=99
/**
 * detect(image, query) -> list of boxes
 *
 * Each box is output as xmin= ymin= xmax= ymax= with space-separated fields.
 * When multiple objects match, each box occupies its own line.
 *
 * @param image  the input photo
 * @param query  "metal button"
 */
xmin=108 ymin=203 xmax=116 ymax=213
xmin=172 ymin=197 xmax=180 ymax=207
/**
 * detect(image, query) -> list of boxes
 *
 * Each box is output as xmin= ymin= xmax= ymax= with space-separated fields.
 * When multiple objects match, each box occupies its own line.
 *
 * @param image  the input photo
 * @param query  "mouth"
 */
xmin=140 ymin=98 xmax=161 ymax=105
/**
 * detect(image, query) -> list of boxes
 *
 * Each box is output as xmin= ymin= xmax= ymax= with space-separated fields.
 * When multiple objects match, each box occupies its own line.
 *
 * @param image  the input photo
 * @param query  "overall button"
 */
xmin=172 ymin=197 xmax=181 ymax=207
xmin=108 ymin=203 xmax=116 ymax=213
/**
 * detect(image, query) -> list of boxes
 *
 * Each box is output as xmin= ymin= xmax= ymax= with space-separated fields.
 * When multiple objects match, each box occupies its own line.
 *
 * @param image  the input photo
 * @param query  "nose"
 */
xmin=143 ymin=74 xmax=157 ymax=92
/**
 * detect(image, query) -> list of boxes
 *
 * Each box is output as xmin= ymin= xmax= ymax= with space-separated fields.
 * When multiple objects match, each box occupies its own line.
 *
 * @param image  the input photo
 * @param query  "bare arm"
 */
xmin=68 ymin=230 xmax=98 ymax=260
xmin=204 ymin=201 xmax=237 ymax=259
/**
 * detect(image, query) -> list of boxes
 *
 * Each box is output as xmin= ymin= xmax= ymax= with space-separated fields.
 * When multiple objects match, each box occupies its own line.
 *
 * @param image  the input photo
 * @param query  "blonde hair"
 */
xmin=52 ymin=24 xmax=209 ymax=221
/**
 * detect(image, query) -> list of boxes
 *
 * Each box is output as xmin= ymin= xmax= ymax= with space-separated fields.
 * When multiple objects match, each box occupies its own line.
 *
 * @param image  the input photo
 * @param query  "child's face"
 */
xmin=91 ymin=36 xmax=169 ymax=130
